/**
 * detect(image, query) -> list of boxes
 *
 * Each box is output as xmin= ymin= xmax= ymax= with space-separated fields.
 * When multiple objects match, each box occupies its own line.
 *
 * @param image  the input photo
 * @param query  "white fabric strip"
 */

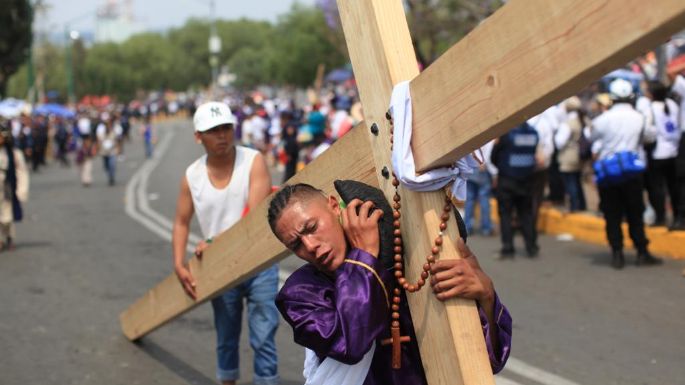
xmin=389 ymin=81 xmax=478 ymax=202
xmin=303 ymin=343 xmax=376 ymax=385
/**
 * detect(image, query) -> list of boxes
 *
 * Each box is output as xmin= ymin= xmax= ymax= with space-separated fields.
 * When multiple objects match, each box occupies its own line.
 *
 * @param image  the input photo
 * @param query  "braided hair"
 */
xmin=267 ymin=183 xmax=325 ymax=236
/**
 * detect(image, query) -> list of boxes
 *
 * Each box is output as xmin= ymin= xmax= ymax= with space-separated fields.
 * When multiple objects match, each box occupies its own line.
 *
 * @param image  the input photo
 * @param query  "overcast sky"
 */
xmin=41 ymin=0 xmax=317 ymax=33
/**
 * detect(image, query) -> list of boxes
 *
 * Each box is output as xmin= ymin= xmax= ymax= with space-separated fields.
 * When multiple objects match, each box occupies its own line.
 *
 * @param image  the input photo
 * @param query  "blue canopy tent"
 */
xmin=325 ymin=68 xmax=353 ymax=83
xmin=33 ymin=103 xmax=75 ymax=119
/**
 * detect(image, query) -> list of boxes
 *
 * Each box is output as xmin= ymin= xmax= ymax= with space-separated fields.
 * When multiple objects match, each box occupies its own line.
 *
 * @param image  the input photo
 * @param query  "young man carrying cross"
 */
xmin=173 ymin=102 xmax=279 ymax=385
xmin=268 ymin=183 xmax=511 ymax=384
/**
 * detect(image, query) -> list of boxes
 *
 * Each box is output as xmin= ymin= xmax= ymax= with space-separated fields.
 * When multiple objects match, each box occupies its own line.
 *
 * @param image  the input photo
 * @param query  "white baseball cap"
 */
xmin=608 ymin=78 xmax=634 ymax=99
xmin=193 ymin=102 xmax=237 ymax=132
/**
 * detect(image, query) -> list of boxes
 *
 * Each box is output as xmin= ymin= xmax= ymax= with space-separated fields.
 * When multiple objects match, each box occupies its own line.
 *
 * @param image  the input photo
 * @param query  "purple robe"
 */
xmin=276 ymin=249 xmax=512 ymax=385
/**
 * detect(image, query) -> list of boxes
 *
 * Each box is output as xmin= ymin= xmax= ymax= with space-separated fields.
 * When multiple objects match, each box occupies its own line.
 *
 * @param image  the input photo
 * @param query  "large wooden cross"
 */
xmin=120 ymin=1 xmax=685 ymax=383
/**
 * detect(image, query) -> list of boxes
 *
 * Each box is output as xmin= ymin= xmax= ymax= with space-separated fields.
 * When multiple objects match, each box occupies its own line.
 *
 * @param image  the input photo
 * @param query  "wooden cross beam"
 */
xmin=121 ymin=0 xmax=685 ymax=383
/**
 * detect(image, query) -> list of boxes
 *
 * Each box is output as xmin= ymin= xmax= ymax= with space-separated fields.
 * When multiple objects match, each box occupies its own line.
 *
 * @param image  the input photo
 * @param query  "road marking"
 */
xmin=125 ymin=128 xmax=584 ymax=385
xmin=505 ymin=357 xmax=583 ymax=385
xmin=495 ymin=376 xmax=524 ymax=385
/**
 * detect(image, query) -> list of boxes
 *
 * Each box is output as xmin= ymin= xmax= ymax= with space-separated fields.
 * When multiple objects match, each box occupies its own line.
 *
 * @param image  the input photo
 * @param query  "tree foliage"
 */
xmin=0 ymin=0 xmax=33 ymax=98
xmin=6 ymin=1 xmax=501 ymax=101
xmin=7 ymin=4 xmax=345 ymax=101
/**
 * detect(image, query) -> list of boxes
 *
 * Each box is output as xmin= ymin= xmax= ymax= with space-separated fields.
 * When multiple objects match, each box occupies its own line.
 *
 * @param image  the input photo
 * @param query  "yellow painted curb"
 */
xmin=537 ymin=207 xmax=685 ymax=259
xmin=486 ymin=199 xmax=685 ymax=259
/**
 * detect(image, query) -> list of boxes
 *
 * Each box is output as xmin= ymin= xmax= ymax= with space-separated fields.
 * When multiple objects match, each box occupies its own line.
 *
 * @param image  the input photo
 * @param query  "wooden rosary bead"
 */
xmin=441 ymin=212 xmax=449 ymax=221
xmin=394 ymin=254 xmax=402 ymax=262
xmin=423 ymin=263 xmax=431 ymax=272
xmin=439 ymin=222 xmax=447 ymax=231
xmin=417 ymin=279 xmax=425 ymax=287
xmin=434 ymin=237 xmax=443 ymax=246
xmin=392 ymin=178 xmax=399 ymax=187
xmin=393 ymin=296 xmax=401 ymax=304
xmin=393 ymin=220 xmax=400 ymax=228
xmin=394 ymin=237 xmax=402 ymax=245
xmin=393 ymin=194 xmax=401 ymax=202
xmin=392 ymin=304 xmax=400 ymax=311
xmin=407 ymin=285 xmax=416 ymax=293
xmin=394 ymin=262 xmax=403 ymax=270
xmin=393 ymin=288 xmax=401 ymax=296
xmin=443 ymin=204 xmax=451 ymax=212
xmin=402 ymin=282 xmax=409 ymax=290
xmin=431 ymin=246 xmax=440 ymax=255
xmin=392 ymin=320 xmax=400 ymax=328
xmin=394 ymin=246 xmax=402 ymax=253
xmin=394 ymin=229 xmax=401 ymax=236
xmin=394 ymin=270 xmax=403 ymax=278
xmin=393 ymin=202 xmax=401 ymax=210
xmin=398 ymin=278 xmax=406 ymax=286
xmin=427 ymin=255 xmax=435 ymax=263
xmin=393 ymin=211 xmax=401 ymax=220
xmin=392 ymin=312 xmax=400 ymax=320
xmin=421 ymin=271 xmax=429 ymax=280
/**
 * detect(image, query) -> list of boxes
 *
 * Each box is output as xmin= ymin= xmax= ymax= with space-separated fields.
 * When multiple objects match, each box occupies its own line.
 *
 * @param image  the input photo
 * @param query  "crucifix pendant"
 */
xmin=381 ymin=325 xmax=411 ymax=369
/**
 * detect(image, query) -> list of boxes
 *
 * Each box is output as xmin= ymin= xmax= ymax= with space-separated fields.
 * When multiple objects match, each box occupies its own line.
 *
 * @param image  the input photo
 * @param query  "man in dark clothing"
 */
xmin=491 ymin=122 xmax=540 ymax=258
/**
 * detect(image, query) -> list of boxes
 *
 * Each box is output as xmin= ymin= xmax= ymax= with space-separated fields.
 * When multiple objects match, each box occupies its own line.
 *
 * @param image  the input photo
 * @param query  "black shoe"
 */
xmin=636 ymin=251 xmax=663 ymax=266
xmin=651 ymin=220 xmax=666 ymax=227
xmin=611 ymin=250 xmax=625 ymax=269
xmin=526 ymin=245 xmax=540 ymax=258
xmin=669 ymin=218 xmax=685 ymax=231
xmin=498 ymin=248 xmax=515 ymax=260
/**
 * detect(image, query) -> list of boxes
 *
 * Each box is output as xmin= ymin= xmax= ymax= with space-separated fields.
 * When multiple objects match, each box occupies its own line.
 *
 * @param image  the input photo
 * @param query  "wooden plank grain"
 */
xmin=409 ymin=0 xmax=685 ymax=172
xmin=337 ymin=1 xmax=494 ymax=384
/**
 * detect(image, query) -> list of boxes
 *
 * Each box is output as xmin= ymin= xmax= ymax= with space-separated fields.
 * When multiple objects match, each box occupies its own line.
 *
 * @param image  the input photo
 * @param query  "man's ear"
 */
xmin=328 ymin=195 xmax=341 ymax=216
xmin=194 ymin=132 xmax=202 ymax=144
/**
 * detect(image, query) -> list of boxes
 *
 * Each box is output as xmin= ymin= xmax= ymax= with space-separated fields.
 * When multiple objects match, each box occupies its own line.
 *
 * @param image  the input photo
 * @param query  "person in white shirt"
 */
xmin=172 ymin=102 xmax=279 ymax=385
xmin=554 ymin=97 xmax=588 ymax=212
xmin=464 ymin=139 xmax=496 ymax=236
xmin=667 ymin=73 xmax=685 ymax=230
xmin=587 ymin=79 xmax=661 ymax=269
xmin=642 ymin=81 xmax=681 ymax=227
xmin=527 ymin=109 xmax=556 ymax=248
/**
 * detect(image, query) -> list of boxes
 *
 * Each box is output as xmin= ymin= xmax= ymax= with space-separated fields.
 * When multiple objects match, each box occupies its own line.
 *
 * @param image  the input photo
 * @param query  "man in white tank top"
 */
xmin=172 ymin=102 xmax=279 ymax=385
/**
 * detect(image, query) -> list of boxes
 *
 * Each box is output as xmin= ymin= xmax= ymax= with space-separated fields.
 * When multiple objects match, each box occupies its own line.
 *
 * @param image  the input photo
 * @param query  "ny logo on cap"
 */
xmin=210 ymin=106 xmax=221 ymax=117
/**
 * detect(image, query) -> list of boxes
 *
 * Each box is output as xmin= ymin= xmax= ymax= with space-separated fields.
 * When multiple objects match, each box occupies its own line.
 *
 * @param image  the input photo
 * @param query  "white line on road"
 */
xmin=125 ymin=130 xmax=584 ymax=385
xmin=505 ymin=357 xmax=584 ymax=385
xmin=495 ymin=376 xmax=524 ymax=385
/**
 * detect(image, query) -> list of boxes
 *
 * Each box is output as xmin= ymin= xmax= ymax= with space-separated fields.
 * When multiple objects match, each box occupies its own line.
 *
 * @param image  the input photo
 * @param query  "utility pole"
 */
xmin=208 ymin=0 xmax=221 ymax=97
xmin=65 ymin=25 xmax=75 ymax=105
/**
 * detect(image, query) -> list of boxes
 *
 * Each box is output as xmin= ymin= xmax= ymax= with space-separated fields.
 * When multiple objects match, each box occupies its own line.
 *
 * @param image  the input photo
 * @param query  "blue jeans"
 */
xmin=211 ymin=264 xmax=279 ymax=384
xmin=465 ymin=170 xmax=493 ymax=234
xmin=560 ymin=171 xmax=586 ymax=212
xmin=144 ymin=139 xmax=153 ymax=159
xmin=102 ymin=155 xmax=116 ymax=185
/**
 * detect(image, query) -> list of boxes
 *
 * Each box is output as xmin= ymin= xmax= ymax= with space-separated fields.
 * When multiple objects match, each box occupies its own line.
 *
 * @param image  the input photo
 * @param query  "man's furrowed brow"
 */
xmin=285 ymin=226 xmax=304 ymax=249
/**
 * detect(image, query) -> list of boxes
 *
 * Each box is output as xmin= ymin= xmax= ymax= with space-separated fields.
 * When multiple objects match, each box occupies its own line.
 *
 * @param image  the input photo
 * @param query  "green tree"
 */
xmin=0 ymin=0 xmax=33 ymax=98
xmin=405 ymin=0 xmax=504 ymax=66
xmin=270 ymin=4 xmax=347 ymax=87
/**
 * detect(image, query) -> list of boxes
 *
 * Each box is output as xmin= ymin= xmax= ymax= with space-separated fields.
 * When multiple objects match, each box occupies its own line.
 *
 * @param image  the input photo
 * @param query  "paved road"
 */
xmin=2 ymin=119 xmax=683 ymax=385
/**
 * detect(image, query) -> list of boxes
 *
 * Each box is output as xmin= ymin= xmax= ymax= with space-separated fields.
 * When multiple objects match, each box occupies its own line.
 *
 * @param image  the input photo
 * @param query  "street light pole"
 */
xmin=208 ymin=0 xmax=221 ymax=98
xmin=64 ymin=25 xmax=75 ymax=105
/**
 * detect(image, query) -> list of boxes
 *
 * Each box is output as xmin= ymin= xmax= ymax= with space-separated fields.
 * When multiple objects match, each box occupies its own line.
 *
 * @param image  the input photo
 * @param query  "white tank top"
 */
xmin=185 ymin=145 xmax=258 ymax=238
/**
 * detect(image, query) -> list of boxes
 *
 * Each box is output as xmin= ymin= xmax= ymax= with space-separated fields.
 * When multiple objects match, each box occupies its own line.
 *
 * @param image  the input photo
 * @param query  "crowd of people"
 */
xmin=0 ymin=96 xmax=193 ymax=252
xmin=1 ymin=58 xmax=683 ymax=383
xmin=463 ymin=71 xmax=685 ymax=268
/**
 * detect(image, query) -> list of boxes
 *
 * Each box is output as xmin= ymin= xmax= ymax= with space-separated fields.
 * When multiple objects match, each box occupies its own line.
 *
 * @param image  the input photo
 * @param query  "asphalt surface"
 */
xmin=1 ymin=119 xmax=684 ymax=385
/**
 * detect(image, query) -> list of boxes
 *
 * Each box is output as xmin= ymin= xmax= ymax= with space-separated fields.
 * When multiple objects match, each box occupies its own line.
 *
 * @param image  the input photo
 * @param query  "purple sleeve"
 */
xmin=478 ymin=292 xmax=512 ymax=374
xmin=276 ymin=249 xmax=392 ymax=365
